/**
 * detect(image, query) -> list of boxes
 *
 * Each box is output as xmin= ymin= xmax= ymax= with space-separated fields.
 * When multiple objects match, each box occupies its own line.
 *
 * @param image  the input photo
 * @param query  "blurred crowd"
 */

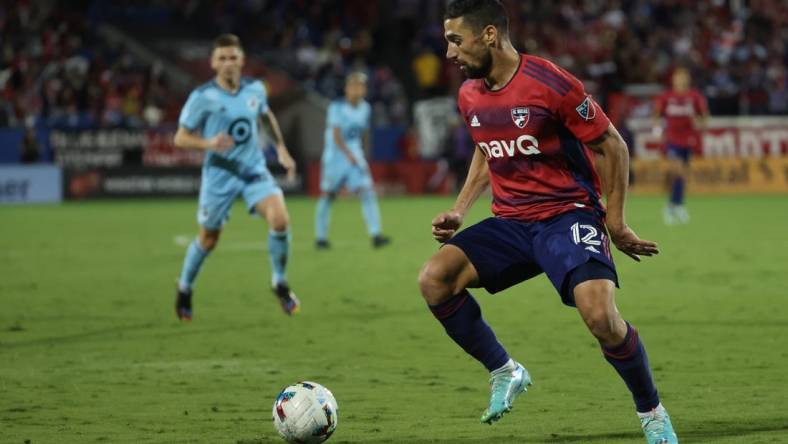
xmin=0 ymin=0 xmax=172 ymax=130
xmin=507 ymin=0 xmax=788 ymax=115
xmin=2 ymin=0 xmax=787 ymax=132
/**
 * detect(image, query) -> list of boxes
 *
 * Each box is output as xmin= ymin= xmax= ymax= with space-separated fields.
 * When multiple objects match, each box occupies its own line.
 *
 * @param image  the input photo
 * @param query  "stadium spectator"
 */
xmin=2 ymin=0 xmax=786 ymax=134
xmin=19 ymin=127 xmax=40 ymax=163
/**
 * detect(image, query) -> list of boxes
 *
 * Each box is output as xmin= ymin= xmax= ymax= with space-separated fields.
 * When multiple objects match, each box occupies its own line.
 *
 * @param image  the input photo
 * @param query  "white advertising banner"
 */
xmin=414 ymin=97 xmax=457 ymax=159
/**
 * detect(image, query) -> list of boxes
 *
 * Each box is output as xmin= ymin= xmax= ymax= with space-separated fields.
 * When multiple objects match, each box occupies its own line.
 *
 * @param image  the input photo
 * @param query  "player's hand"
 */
xmin=208 ymin=133 xmax=234 ymax=152
xmin=431 ymin=210 xmax=463 ymax=242
xmin=608 ymin=223 xmax=659 ymax=262
xmin=276 ymin=144 xmax=297 ymax=181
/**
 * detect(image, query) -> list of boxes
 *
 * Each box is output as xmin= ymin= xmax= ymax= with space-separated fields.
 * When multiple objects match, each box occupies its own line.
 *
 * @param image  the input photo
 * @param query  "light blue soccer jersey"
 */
xmin=322 ymin=99 xmax=371 ymax=165
xmin=179 ymin=77 xmax=281 ymax=229
xmin=179 ymin=77 xmax=270 ymax=178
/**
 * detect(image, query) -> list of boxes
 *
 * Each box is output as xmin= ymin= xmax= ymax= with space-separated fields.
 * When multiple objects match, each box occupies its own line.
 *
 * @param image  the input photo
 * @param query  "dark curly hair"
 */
xmin=444 ymin=0 xmax=509 ymax=34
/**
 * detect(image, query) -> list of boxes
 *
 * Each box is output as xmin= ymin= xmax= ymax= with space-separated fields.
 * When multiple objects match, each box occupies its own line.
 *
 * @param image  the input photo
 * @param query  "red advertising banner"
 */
xmin=628 ymin=117 xmax=788 ymax=159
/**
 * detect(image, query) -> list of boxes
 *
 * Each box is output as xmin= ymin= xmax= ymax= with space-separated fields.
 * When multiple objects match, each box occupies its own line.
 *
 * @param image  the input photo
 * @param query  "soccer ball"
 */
xmin=272 ymin=381 xmax=338 ymax=443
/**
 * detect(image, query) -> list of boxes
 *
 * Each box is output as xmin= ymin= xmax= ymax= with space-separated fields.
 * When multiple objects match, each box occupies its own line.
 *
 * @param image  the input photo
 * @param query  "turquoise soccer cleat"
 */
xmin=480 ymin=362 xmax=531 ymax=424
xmin=639 ymin=404 xmax=679 ymax=444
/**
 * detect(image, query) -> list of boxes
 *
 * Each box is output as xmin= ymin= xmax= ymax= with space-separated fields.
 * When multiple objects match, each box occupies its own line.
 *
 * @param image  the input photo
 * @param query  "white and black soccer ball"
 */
xmin=272 ymin=381 xmax=339 ymax=443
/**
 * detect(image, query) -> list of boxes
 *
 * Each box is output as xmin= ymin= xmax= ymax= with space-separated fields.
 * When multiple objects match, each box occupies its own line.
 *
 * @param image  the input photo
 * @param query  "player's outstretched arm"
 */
xmin=432 ymin=147 xmax=488 ymax=242
xmin=174 ymin=127 xmax=233 ymax=152
xmin=587 ymin=124 xmax=659 ymax=262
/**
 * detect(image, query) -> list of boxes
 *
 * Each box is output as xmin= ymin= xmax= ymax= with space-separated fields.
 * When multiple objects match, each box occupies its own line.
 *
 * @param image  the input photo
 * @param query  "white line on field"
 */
xmin=173 ymin=234 xmax=264 ymax=251
xmin=172 ymin=234 xmax=369 ymax=252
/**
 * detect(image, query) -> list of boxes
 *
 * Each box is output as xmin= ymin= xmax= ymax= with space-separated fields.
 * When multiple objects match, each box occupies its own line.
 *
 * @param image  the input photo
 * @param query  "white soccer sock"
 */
xmin=637 ymin=402 xmax=665 ymax=418
xmin=491 ymin=358 xmax=516 ymax=375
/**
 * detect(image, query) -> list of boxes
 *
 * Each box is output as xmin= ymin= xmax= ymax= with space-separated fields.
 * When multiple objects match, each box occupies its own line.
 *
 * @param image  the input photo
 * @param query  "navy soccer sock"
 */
xmin=602 ymin=322 xmax=660 ymax=412
xmin=429 ymin=290 xmax=509 ymax=372
xmin=670 ymin=177 xmax=685 ymax=205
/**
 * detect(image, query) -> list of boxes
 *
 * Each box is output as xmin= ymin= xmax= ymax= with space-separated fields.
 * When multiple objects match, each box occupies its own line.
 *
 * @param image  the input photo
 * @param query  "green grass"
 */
xmin=1 ymin=195 xmax=787 ymax=443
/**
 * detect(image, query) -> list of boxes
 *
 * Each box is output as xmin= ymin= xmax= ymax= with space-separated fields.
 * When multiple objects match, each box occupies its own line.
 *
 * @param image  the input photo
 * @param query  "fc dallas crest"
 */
xmin=511 ymin=107 xmax=530 ymax=128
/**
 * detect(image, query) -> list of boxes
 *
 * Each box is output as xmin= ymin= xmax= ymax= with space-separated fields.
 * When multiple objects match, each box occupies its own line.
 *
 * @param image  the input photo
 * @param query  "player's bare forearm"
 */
xmin=174 ymin=127 xmax=232 ymax=152
xmin=174 ymin=127 xmax=209 ymax=150
xmin=261 ymin=110 xmax=296 ymax=173
xmin=332 ymin=127 xmax=357 ymax=164
xmin=452 ymin=147 xmax=489 ymax=217
xmin=588 ymin=124 xmax=659 ymax=261
xmin=432 ymin=148 xmax=487 ymax=242
xmin=587 ymin=124 xmax=628 ymax=229
xmin=264 ymin=109 xmax=287 ymax=148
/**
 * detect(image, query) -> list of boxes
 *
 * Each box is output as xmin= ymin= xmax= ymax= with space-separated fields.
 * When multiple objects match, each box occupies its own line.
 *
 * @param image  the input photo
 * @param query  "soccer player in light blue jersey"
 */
xmin=173 ymin=34 xmax=300 ymax=320
xmin=314 ymin=72 xmax=390 ymax=249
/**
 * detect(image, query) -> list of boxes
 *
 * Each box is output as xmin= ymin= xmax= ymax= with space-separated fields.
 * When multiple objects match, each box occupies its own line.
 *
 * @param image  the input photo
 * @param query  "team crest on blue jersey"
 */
xmin=511 ymin=107 xmax=530 ymax=128
xmin=247 ymin=96 xmax=259 ymax=112
xmin=575 ymin=97 xmax=596 ymax=121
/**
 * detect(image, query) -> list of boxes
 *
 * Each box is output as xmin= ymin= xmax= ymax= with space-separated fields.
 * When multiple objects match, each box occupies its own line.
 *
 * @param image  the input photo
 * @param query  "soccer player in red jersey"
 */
xmin=653 ymin=67 xmax=710 ymax=224
xmin=417 ymin=2 xmax=677 ymax=443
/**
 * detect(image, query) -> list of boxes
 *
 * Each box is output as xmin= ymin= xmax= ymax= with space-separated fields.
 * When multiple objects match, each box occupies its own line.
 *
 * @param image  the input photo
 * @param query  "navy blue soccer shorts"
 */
xmin=445 ymin=209 xmax=619 ymax=306
xmin=666 ymin=144 xmax=691 ymax=165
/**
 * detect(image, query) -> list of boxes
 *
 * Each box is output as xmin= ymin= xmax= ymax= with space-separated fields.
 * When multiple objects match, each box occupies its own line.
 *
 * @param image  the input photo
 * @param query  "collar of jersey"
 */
xmin=483 ymin=53 xmax=524 ymax=95
xmin=212 ymin=79 xmax=246 ymax=96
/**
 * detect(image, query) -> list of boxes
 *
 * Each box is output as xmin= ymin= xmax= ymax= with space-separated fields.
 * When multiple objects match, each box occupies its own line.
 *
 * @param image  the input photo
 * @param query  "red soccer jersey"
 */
xmin=457 ymin=54 xmax=611 ymax=222
xmin=654 ymin=89 xmax=708 ymax=150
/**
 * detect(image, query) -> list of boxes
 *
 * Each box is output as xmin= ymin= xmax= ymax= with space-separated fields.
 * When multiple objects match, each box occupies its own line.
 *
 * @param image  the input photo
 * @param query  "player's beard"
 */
xmin=461 ymin=49 xmax=493 ymax=79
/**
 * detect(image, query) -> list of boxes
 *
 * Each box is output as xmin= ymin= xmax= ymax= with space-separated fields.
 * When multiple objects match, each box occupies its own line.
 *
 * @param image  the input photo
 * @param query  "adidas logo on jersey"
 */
xmin=478 ymin=134 xmax=541 ymax=159
xmin=470 ymin=115 xmax=481 ymax=127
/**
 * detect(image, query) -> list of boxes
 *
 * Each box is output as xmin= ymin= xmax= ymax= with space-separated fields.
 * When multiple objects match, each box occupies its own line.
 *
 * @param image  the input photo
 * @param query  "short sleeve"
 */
xmin=554 ymin=68 xmax=611 ymax=143
xmin=258 ymin=81 xmax=270 ymax=115
xmin=178 ymin=91 xmax=208 ymax=131
xmin=326 ymin=102 xmax=342 ymax=128
xmin=178 ymin=90 xmax=208 ymax=131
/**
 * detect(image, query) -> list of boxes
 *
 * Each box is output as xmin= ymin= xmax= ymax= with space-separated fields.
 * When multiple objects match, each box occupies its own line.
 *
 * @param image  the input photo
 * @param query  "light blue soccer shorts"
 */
xmin=197 ymin=168 xmax=282 ymax=230
xmin=319 ymin=158 xmax=373 ymax=194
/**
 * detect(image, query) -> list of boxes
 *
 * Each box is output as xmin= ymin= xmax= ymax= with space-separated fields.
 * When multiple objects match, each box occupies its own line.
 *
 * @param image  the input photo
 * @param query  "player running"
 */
xmin=653 ymin=67 xmax=709 ymax=224
xmin=314 ymin=72 xmax=390 ymax=249
xmin=173 ymin=34 xmax=300 ymax=320
xmin=418 ymin=2 xmax=677 ymax=443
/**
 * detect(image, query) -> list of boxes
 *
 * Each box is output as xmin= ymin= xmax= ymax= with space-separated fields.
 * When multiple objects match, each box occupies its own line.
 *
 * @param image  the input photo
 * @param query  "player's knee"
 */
xmin=270 ymin=214 xmax=289 ymax=232
xmin=576 ymin=281 xmax=623 ymax=342
xmin=266 ymin=206 xmax=290 ymax=232
xmin=418 ymin=259 xmax=455 ymax=305
xmin=199 ymin=232 xmax=220 ymax=252
xmin=584 ymin=311 xmax=619 ymax=342
xmin=581 ymin=305 xmax=625 ymax=344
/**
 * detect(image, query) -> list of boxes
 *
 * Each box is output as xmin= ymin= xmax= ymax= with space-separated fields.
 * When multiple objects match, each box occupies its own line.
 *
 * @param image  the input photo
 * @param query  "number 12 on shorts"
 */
xmin=571 ymin=222 xmax=604 ymax=255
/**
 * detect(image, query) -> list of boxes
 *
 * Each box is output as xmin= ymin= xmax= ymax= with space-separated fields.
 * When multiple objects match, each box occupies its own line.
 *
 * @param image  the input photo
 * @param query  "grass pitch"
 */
xmin=1 ymin=195 xmax=787 ymax=443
